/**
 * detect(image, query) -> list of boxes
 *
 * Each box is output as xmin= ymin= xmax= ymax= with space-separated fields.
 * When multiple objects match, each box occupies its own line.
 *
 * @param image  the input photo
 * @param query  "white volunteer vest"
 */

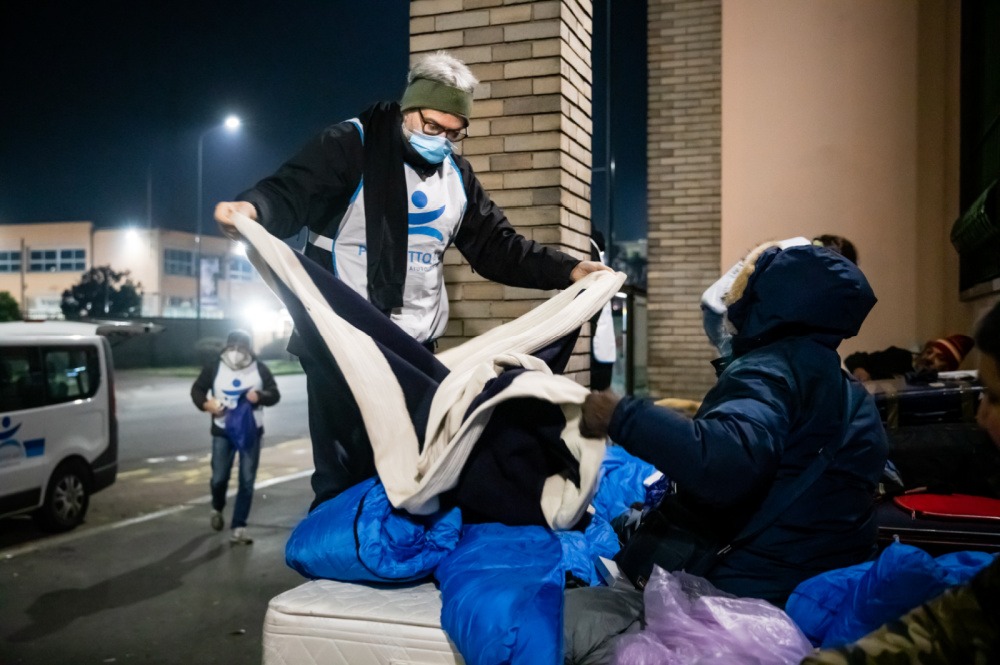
xmin=331 ymin=138 xmax=468 ymax=342
xmin=212 ymin=361 xmax=265 ymax=430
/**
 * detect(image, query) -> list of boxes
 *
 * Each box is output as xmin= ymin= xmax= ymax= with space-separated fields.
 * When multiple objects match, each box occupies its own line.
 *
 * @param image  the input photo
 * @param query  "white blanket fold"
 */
xmin=234 ymin=212 xmax=625 ymax=530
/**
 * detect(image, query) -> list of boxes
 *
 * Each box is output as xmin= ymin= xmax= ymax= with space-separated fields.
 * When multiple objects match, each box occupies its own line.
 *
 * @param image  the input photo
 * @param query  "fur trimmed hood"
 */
xmin=724 ymin=243 xmax=876 ymax=355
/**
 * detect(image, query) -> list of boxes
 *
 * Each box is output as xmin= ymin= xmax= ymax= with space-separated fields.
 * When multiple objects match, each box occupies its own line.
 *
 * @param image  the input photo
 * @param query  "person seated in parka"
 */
xmin=580 ymin=241 xmax=890 ymax=606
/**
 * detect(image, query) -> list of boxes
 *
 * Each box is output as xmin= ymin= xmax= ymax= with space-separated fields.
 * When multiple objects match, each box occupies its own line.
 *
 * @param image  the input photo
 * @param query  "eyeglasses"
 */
xmin=418 ymin=109 xmax=468 ymax=142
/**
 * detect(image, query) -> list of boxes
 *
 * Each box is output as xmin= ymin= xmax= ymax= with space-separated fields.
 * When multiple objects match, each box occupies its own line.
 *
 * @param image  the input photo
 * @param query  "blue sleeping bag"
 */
xmin=786 ymin=541 xmax=996 ymax=647
xmin=558 ymin=445 xmax=655 ymax=585
xmin=283 ymin=447 xmax=654 ymax=663
xmin=591 ymin=444 xmax=657 ymax=522
xmin=285 ymin=477 xmax=462 ymax=582
xmin=436 ymin=523 xmax=566 ymax=665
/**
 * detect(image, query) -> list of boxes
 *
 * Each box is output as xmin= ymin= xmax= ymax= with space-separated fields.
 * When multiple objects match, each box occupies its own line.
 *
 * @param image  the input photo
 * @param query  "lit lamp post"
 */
xmin=195 ymin=115 xmax=241 ymax=339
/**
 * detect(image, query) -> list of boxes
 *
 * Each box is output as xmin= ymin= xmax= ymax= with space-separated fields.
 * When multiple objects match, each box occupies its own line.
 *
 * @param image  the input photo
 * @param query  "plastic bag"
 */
xmin=224 ymin=395 xmax=257 ymax=452
xmin=614 ymin=566 xmax=813 ymax=665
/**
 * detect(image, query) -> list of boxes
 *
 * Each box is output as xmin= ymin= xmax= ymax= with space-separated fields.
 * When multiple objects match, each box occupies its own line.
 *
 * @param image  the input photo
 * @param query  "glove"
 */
xmin=580 ymin=389 xmax=622 ymax=440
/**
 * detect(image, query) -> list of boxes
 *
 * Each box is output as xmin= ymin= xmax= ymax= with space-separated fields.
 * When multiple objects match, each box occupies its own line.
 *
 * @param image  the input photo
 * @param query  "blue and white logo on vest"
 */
xmin=221 ymin=378 xmax=250 ymax=409
xmin=408 ymin=190 xmax=445 ymax=242
xmin=0 ymin=415 xmax=45 ymax=465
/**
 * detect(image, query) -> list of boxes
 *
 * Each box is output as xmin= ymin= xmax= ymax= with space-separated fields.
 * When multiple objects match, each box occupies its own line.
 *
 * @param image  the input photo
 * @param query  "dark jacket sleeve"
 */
xmin=451 ymin=157 xmax=579 ymax=290
xmin=254 ymin=361 xmax=281 ymax=407
xmin=238 ymin=121 xmax=363 ymax=239
xmin=844 ymin=347 xmax=916 ymax=379
xmin=608 ymin=366 xmax=793 ymax=506
xmin=190 ymin=363 xmax=217 ymax=410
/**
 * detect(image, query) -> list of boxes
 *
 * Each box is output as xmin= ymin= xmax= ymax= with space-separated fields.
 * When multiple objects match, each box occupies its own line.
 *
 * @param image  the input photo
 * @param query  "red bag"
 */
xmin=893 ymin=493 xmax=1000 ymax=522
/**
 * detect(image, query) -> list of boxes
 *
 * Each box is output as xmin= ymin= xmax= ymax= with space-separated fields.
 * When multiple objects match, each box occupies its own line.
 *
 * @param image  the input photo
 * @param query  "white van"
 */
xmin=0 ymin=320 xmax=158 ymax=531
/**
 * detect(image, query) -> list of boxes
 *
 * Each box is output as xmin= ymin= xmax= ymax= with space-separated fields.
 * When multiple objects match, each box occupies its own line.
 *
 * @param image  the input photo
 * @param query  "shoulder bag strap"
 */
xmin=694 ymin=372 xmax=857 ymax=570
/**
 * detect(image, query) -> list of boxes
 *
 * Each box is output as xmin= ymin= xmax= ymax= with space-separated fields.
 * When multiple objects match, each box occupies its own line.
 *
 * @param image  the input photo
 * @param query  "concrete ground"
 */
xmin=0 ymin=443 xmax=316 ymax=664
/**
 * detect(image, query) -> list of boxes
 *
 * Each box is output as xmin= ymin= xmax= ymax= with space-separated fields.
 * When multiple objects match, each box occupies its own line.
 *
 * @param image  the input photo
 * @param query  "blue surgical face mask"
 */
xmin=408 ymin=130 xmax=452 ymax=164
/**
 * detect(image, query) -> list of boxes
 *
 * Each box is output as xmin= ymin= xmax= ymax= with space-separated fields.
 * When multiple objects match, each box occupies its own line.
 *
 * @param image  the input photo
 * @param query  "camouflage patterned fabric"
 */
xmin=800 ymin=556 xmax=1000 ymax=664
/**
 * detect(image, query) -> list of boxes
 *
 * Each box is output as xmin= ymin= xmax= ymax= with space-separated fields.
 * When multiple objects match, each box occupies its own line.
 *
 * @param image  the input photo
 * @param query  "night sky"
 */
xmin=2 ymin=1 xmax=647 ymax=242
xmin=591 ymin=0 xmax=648 ymax=249
xmin=1 ymin=1 xmax=410 ymax=233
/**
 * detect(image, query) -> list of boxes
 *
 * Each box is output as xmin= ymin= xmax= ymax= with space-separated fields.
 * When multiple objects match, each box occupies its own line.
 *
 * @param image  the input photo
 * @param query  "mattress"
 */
xmin=262 ymin=579 xmax=465 ymax=665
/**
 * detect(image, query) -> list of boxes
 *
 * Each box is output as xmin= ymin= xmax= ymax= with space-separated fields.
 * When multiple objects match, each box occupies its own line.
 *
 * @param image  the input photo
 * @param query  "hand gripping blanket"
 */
xmin=233 ymin=212 xmax=625 ymax=529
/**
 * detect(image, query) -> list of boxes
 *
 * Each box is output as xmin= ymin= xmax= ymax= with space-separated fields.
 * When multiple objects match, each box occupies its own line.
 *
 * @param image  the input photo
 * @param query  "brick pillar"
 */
xmin=646 ymin=0 xmax=721 ymax=399
xmin=410 ymin=0 xmax=595 ymax=384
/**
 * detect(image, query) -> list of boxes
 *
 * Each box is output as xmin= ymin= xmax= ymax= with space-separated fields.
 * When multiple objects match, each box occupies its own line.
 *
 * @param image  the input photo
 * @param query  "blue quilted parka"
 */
xmin=609 ymin=244 xmax=889 ymax=605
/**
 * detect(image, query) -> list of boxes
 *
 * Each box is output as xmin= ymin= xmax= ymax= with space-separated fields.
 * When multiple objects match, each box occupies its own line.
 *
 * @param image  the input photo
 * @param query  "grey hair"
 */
xmin=408 ymin=51 xmax=479 ymax=93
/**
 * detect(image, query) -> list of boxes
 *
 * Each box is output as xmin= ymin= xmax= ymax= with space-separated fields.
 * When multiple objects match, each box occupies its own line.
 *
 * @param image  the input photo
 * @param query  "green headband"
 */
xmin=400 ymin=78 xmax=473 ymax=123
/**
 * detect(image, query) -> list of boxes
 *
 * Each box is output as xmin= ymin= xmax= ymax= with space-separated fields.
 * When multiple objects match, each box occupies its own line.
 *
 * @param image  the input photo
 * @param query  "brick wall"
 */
xmin=646 ymin=0 xmax=721 ymax=399
xmin=410 ymin=0 xmax=595 ymax=384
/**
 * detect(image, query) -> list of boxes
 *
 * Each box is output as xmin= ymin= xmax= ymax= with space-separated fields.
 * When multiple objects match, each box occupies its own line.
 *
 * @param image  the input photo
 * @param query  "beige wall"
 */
xmin=93 ymin=228 xmax=159 ymax=296
xmin=721 ymin=0 xmax=970 ymax=360
xmin=150 ymin=230 xmax=279 ymax=319
xmin=0 ymin=222 xmax=94 ymax=316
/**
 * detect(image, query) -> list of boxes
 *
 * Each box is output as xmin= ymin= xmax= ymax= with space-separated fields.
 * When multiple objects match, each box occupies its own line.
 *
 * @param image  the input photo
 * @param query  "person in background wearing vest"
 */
xmin=213 ymin=50 xmax=610 ymax=512
xmin=191 ymin=330 xmax=280 ymax=544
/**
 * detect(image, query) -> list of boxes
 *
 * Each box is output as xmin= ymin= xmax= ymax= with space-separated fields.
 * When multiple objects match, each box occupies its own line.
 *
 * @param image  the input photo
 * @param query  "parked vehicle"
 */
xmin=0 ymin=320 xmax=158 ymax=531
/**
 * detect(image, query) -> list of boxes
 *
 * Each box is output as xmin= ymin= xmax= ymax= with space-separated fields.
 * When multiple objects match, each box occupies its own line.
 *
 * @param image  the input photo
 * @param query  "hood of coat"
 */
xmin=725 ymin=243 xmax=876 ymax=355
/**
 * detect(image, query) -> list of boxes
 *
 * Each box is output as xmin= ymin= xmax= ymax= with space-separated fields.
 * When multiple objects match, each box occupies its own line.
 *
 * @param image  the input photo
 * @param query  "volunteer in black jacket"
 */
xmin=191 ymin=330 xmax=280 ymax=544
xmin=214 ymin=51 xmax=609 ymax=510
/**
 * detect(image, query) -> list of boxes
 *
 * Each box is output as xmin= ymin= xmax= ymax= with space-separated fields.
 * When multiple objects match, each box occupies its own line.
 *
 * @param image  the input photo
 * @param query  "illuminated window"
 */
xmin=0 ymin=250 xmax=21 ymax=272
xmin=28 ymin=248 xmax=85 ymax=272
xmin=164 ymin=248 xmax=194 ymax=276
xmin=227 ymin=256 xmax=257 ymax=281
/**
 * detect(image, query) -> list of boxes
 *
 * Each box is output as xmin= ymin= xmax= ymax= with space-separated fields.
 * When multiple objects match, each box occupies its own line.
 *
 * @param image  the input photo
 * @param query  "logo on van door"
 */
xmin=0 ymin=416 xmax=45 ymax=465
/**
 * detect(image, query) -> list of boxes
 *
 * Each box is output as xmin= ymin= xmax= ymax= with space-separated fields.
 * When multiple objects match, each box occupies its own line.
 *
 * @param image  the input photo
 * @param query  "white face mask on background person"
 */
xmin=222 ymin=347 xmax=252 ymax=370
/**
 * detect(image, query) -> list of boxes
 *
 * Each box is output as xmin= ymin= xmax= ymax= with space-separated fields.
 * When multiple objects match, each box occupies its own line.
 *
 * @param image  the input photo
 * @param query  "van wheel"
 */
xmin=34 ymin=461 xmax=91 ymax=532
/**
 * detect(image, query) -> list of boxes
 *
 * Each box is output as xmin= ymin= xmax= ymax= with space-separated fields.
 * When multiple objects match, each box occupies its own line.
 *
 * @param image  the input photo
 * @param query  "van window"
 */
xmin=43 ymin=347 xmax=99 ymax=404
xmin=0 ymin=347 xmax=45 ymax=412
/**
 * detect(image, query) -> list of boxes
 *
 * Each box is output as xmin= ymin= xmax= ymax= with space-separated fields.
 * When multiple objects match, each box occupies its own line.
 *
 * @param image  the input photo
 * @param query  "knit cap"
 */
xmin=927 ymin=334 xmax=974 ymax=371
xmin=400 ymin=78 xmax=473 ymax=123
xmin=226 ymin=329 xmax=252 ymax=349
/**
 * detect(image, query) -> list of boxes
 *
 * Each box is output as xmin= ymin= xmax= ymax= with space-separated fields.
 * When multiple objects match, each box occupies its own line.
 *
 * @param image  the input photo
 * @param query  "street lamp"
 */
xmin=195 ymin=115 xmax=241 ymax=338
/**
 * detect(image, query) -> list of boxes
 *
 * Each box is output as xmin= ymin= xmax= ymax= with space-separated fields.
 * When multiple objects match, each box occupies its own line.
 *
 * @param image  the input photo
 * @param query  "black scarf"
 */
xmin=358 ymin=102 xmax=408 ymax=314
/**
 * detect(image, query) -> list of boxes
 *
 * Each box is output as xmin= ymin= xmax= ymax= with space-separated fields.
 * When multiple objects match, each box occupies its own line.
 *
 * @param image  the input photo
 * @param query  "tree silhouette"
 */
xmin=0 ymin=291 xmax=21 ymax=322
xmin=610 ymin=245 xmax=648 ymax=290
xmin=60 ymin=266 xmax=143 ymax=319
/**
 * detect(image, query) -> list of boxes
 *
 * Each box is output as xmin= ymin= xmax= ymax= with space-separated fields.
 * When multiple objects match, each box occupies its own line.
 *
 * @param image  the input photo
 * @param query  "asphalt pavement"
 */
xmin=1 ymin=473 xmax=314 ymax=664
xmin=0 ymin=368 xmax=319 ymax=665
xmin=113 ymin=369 xmax=309 ymax=463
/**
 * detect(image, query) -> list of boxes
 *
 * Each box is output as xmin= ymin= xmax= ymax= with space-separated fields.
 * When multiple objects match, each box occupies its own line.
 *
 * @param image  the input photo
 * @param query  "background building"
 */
xmin=408 ymin=0 xmax=999 ymax=400
xmin=4 ymin=1 xmax=997 ymax=391
xmin=0 ymin=222 xmax=289 ymax=359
